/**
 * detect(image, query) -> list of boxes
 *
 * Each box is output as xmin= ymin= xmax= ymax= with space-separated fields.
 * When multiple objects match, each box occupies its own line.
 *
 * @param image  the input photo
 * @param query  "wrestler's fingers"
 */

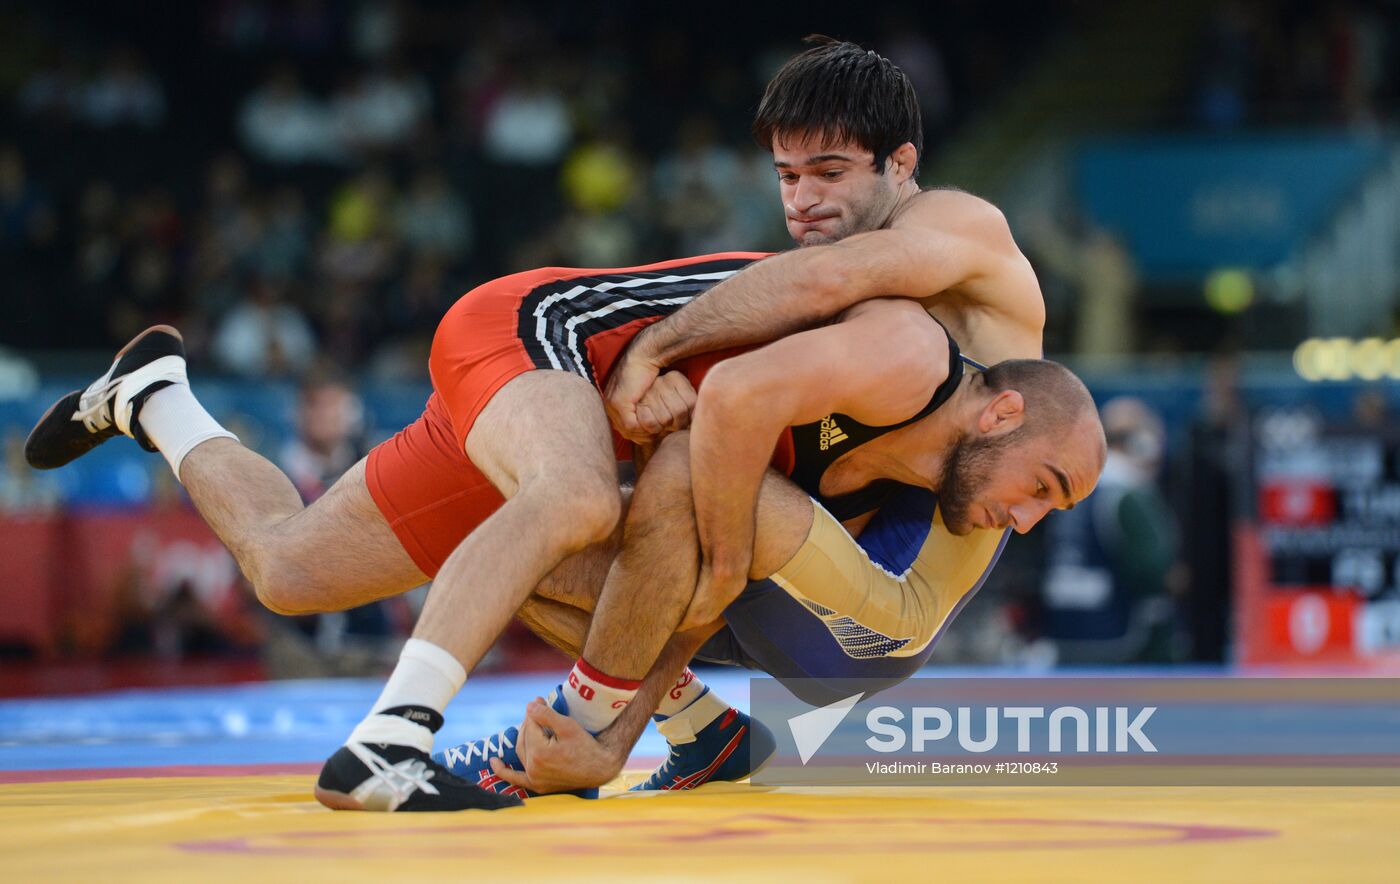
xmin=526 ymin=698 xmax=582 ymax=736
xmin=658 ymin=385 xmax=694 ymax=431
xmin=488 ymin=756 xmax=535 ymax=790
xmin=635 ymin=402 xmax=670 ymax=436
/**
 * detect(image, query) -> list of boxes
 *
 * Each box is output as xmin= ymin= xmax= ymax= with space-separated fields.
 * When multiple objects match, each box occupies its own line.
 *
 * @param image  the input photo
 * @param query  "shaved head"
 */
xmin=979 ymin=359 xmax=1106 ymax=462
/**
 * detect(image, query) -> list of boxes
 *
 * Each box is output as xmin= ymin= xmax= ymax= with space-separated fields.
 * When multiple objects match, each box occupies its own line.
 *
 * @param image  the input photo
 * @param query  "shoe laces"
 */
xmin=652 ymin=743 xmax=682 ymax=780
xmin=461 ymin=728 xmax=516 ymax=766
xmin=350 ymin=743 xmax=441 ymax=805
xmin=73 ymin=378 xmax=120 ymax=434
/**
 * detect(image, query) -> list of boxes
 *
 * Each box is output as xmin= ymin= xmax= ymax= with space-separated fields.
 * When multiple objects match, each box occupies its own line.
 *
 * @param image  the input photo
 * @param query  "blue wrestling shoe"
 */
xmin=433 ymin=690 xmax=599 ymax=800
xmin=631 ymin=689 xmax=776 ymax=791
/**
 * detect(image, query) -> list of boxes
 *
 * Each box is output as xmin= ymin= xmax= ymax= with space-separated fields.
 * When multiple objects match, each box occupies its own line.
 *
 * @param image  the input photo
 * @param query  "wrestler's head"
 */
xmin=753 ymin=37 xmax=922 ymax=246
xmin=937 ymin=360 xmax=1106 ymax=536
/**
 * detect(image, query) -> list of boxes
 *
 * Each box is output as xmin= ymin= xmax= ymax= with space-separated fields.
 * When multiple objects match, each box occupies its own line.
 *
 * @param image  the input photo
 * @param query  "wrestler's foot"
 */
xmin=316 ymin=706 xmax=522 ymax=812
xmin=315 ymin=742 xmax=522 ymax=812
xmin=631 ymin=690 xmax=775 ymax=791
xmin=433 ymin=692 xmax=599 ymax=799
xmin=25 ymin=325 xmax=186 ymax=469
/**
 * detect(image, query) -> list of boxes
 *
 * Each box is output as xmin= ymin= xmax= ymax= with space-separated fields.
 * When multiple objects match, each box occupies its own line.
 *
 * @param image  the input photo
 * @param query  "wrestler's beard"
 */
xmin=936 ymin=432 xmax=1016 ymax=535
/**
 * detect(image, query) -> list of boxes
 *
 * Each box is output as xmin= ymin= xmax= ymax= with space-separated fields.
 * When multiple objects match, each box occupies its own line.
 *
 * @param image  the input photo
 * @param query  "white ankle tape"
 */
xmin=349 ymin=713 xmax=434 ymax=753
xmin=656 ymin=689 xmax=728 ymax=745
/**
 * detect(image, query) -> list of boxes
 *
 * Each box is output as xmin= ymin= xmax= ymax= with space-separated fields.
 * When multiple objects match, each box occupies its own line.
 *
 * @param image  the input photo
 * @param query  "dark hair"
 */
xmin=752 ymin=35 xmax=922 ymax=175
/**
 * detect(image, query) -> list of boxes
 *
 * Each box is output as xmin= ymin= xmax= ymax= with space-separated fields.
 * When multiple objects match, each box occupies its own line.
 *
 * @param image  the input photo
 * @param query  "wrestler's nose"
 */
xmin=1009 ymin=498 xmax=1054 ymax=534
xmin=788 ymin=176 xmax=822 ymax=214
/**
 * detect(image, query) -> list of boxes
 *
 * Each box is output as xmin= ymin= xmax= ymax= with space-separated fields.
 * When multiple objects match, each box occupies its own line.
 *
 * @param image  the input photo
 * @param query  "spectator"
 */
xmin=188 ymin=155 xmax=262 ymax=321
xmin=275 ymin=373 xmax=395 ymax=660
xmin=332 ymin=61 xmax=431 ymax=155
xmin=561 ymin=133 xmax=640 ymax=215
xmin=0 ymin=147 xmax=57 ymax=251
xmin=80 ymin=46 xmax=166 ymax=129
xmin=1040 ymin=398 xmax=1181 ymax=663
xmin=279 ymin=373 xmax=367 ymax=501
xmin=480 ymin=67 xmax=573 ymax=166
xmin=651 ymin=114 xmax=776 ymax=254
xmin=250 ymin=186 xmax=312 ymax=281
xmin=238 ymin=66 xmax=345 ymax=165
xmin=16 ymin=50 xmax=85 ymax=124
xmin=211 ymin=276 xmax=318 ymax=376
xmin=319 ymin=167 xmax=397 ymax=287
xmin=1183 ymin=354 xmax=1245 ymax=661
xmin=395 ymin=168 xmax=473 ymax=262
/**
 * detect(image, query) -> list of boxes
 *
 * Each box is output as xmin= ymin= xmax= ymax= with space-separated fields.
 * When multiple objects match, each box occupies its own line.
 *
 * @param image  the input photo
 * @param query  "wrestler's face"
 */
xmin=937 ymin=423 xmax=1101 ymax=536
xmin=772 ymin=133 xmax=911 ymax=246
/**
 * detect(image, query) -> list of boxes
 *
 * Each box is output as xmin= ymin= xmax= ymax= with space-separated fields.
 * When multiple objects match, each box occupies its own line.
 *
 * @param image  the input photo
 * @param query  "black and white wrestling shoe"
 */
xmin=315 ymin=706 xmax=524 ymax=813
xmin=25 ymin=324 xmax=186 ymax=469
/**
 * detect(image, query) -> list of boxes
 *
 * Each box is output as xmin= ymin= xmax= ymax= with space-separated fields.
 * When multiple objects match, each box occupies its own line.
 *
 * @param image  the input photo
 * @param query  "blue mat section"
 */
xmin=0 ymin=671 xmax=757 ymax=773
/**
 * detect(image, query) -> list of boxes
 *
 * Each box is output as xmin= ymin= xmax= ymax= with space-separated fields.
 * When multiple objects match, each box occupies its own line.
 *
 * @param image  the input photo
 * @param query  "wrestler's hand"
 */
xmin=491 ymin=697 xmax=625 ymax=794
xmin=681 ymin=562 xmax=748 ymax=632
xmin=605 ymin=345 xmax=664 ymax=443
xmin=633 ymin=371 xmax=697 ymax=441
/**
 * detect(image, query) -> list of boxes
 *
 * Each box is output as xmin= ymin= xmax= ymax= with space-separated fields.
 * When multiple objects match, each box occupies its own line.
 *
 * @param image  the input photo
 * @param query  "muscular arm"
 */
xmin=646 ymin=190 xmax=1038 ymax=355
xmin=608 ymin=191 xmax=1042 ymax=439
xmin=688 ymin=298 xmax=949 ymax=595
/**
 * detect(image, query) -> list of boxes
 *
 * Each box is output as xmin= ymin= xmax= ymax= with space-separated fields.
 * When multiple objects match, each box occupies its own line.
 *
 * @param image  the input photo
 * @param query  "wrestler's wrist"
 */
xmin=595 ymin=729 xmax=633 ymax=767
xmin=631 ymin=324 xmax=671 ymax=368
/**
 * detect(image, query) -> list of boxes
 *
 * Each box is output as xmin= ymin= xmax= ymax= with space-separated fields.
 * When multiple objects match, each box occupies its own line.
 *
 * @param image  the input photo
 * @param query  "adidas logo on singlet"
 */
xmin=819 ymin=416 xmax=848 ymax=450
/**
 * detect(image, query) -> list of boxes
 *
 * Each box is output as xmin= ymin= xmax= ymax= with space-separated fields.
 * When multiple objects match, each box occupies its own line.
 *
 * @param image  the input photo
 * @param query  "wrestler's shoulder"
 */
xmin=894 ymin=187 xmax=1011 ymax=235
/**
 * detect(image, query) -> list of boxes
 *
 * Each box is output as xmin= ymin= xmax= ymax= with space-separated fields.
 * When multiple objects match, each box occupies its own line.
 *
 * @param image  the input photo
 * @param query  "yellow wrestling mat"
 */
xmin=4 ymin=774 xmax=1398 ymax=882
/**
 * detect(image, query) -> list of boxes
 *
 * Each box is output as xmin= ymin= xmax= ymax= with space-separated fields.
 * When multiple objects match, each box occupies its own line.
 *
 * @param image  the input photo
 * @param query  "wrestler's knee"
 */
xmin=243 ymin=539 xmax=335 ymax=616
xmin=523 ymin=468 xmax=623 ymax=552
xmin=250 ymin=571 xmax=326 ymax=616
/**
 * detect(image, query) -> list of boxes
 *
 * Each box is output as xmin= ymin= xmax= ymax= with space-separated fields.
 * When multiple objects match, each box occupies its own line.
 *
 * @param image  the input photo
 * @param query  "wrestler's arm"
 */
xmin=688 ymin=298 xmax=950 ymax=610
xmin=609 ymin=190 xmax=1042 ymax=439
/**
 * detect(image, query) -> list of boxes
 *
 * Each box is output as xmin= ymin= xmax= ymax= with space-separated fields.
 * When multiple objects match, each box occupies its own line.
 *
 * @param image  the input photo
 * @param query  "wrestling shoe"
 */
xmin=25 ymin=324 xmax=186 ymax=469
xmin=433 ymin=690 xmax=600 ymax=799
xmin=631 ymin=690 xmax=776 ymax=791
xmin=315 ymin=706 xmax=523 ymax=812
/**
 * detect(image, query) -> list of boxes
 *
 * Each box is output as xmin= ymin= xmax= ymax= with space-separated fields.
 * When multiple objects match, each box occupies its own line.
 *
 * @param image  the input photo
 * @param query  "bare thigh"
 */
xmin=463 ymin=370 xmax=619 ymax=503
xmin=266 ymin=456 xmax=430 ymax=609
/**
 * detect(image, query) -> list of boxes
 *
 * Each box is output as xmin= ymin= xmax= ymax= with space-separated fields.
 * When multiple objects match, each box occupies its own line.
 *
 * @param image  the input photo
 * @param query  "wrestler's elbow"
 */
xmin=695 ymin=359 xmax=763 ymax=415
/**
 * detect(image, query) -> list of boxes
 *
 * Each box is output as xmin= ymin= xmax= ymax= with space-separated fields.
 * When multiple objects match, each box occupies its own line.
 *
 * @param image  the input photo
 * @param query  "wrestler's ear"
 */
xmin=886 ymin=142 xmax=918 ymax=182
xmin=978 ymin=389 xmax=1025 ymax=436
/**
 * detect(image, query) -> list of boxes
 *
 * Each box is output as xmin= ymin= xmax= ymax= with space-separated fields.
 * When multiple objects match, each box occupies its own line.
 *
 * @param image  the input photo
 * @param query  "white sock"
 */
xmin=654 ymin=668 xmax=707 ymax=718
xmin=348 ymin=638 xmax=467 ymax=752
xmin=137 ymin=383 xmax=238 ymax=481
xmin=561 ymin=659 xmax=641 ymax=734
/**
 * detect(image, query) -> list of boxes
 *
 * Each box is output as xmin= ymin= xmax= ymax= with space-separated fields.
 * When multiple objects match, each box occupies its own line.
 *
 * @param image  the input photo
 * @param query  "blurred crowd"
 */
xmin=1190 ymin=0 xmax=1396 ymax=130
xmin=2 ymin=1 xmax=1397 ymax=673
xmin=1 ymin=0 xmax=1050 ymax=378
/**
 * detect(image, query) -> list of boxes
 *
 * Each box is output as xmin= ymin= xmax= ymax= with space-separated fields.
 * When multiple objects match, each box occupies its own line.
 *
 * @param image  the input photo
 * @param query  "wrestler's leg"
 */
xmin=180 ymin=445 xmax=429 ymax=613
xmin=410 ymin=370 xmax=623 ymax=678
xmin=579 ymin=431 xmax=811 ymax=684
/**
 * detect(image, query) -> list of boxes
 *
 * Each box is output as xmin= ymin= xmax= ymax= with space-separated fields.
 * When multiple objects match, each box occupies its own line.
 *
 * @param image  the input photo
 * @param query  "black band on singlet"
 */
xmin=787 ymin=323 xmax=966 ymax=522
xmin=512 ymin=257 xmax=757 ymax=385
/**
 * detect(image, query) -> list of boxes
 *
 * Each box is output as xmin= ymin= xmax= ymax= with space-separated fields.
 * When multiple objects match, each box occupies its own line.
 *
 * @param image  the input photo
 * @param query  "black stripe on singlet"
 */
xmin=789 ymin=325 xmax=967 ymax=521
xmin=514 ymin=257 xmax=757 ymax=385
